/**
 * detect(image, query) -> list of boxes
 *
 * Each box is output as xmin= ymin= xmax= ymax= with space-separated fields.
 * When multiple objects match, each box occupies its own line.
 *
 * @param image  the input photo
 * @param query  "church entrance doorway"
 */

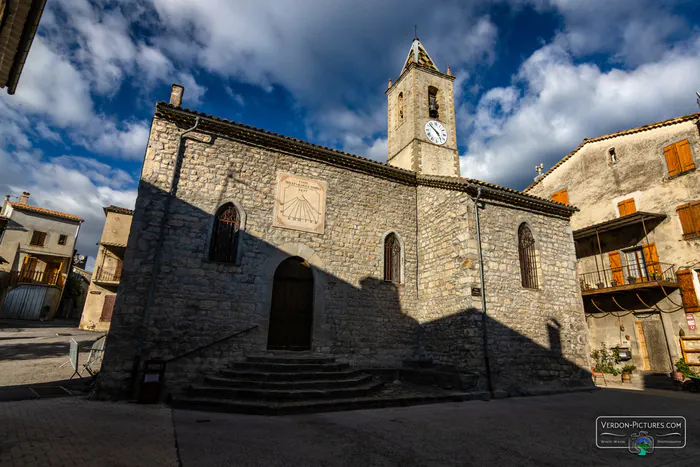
xmin=267 ymin=257 xmax=313 ymax=351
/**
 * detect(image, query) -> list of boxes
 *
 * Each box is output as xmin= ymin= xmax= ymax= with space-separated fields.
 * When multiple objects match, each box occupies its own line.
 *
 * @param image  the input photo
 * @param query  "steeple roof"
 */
xmin=401 ymin=37 xmax=438 ymax=74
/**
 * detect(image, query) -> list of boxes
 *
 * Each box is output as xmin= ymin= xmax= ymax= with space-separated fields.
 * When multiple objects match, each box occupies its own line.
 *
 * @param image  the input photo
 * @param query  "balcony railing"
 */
xmin=93 ymin=266 xmax=122 ymax=283
xmin=580 ymin=262 xmax=677 ymax=293
xmin=12 ymin=269 xmax=65 ymax=288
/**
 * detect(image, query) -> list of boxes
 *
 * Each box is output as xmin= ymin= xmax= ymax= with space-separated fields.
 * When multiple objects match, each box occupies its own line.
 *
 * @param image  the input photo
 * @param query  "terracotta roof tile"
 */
xmin=9 ymin=202 xmax=83 ymax=222
xmin=103 ymin=205 xmax=134 ymax=216
xmin=525 ymin=112 xmax=700 ymax=192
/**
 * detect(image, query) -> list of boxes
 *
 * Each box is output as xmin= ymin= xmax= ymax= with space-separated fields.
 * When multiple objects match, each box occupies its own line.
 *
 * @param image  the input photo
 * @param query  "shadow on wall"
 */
xmin=98 ymin=174 xmax=591 ymax=400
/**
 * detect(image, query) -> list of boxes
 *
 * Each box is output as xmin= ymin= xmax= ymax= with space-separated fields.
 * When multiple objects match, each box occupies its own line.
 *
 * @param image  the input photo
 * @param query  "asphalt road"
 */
xmin=173 ymin=388 xmax=699 ymax=467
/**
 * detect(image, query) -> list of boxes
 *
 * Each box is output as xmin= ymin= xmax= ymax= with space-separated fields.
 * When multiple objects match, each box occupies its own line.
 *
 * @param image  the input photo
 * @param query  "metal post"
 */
xmin=595 ymin=229 xmax=603 ymax=285
xmin=641 ymin=213 xmax=653 ymax=280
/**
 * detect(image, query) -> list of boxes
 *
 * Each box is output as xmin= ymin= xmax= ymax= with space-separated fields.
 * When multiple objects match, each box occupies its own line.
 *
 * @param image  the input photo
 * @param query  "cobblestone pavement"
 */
xmin=0 ymin=320 xmax=102 ymax=387
xmin=0 ymin=398 xmax=178 ymax=467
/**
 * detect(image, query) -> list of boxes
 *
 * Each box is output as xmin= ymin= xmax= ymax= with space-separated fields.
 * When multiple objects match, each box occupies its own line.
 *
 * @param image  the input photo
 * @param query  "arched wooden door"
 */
xmin=267 ymin=257 xmax=313 ymax=351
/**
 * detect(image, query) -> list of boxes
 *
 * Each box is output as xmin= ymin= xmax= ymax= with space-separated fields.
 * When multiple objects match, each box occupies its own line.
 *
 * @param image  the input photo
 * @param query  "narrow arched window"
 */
xmin=398 ymin=92 xmax=405 ymax=122
xmin=384 ymin=233 xmax=401 ymax=283
xmin=428 ymin=86 xmax=439 ymax=119
xmin=518 ymin=224 xmax=539 ymax=289
xmin=210 ymin=203 xmax=240 ymax=263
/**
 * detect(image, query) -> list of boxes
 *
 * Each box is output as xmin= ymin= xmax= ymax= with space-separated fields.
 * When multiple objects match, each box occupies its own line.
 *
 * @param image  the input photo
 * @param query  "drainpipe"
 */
xmin=471 ymin=186 xmax=494 ymax=397
xmin=134 ymin=116 xmax=201 ymax=383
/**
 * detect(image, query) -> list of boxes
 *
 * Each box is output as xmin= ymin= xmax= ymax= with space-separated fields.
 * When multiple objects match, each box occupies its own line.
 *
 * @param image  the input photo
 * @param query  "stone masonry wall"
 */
xmin=98 ymin=116 xmax=420 ymax=397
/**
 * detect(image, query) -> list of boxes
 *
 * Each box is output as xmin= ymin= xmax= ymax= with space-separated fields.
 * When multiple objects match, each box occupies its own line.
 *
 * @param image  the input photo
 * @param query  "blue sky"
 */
xmin=2 ymin=0 xmax=700 ymax=270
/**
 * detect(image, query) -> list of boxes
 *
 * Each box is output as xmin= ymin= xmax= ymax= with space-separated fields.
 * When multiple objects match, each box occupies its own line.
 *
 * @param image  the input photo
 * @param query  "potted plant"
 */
xmin=621 ymin=363 xmax=636 ymax=383
xmin=627 ymin=276 xmax=637 ymax=284
xmin=611 ymin=279 xmax=617 ymax=287
xmin=674 ymin=357 xmax=695 ymax=381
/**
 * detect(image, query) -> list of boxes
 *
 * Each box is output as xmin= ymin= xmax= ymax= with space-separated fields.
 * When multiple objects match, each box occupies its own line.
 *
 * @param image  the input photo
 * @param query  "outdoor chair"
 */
xmin=84 ymin=335 xmax=107 ymax=376
xmin=591 ymin=367 xmax=607 ymax=386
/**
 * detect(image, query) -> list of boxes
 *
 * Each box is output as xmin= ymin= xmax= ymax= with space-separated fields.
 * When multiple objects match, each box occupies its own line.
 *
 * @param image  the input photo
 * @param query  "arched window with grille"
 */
xmin=384 ymin=232 xmax=402 ymax=283
xmin=428 ymin=86 xmax=439 ymax=119
xmin=518 ymin=223 xmax=539 ymax=289
xmin=209 ymin=203 xmax=241 ymax=263
xmin=398 ymin=92 xmax=405 ymax=122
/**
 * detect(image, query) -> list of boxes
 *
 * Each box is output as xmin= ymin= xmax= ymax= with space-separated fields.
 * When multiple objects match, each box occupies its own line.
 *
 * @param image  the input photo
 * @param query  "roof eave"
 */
xmin=6 ymin=0 xmax=47 ymax=95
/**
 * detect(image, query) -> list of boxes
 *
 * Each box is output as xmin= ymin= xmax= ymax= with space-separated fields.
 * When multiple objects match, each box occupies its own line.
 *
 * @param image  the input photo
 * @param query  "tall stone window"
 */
xmin=384 ymin=233 xmax=401 ymax=283
xmin=209 ymin=203 xmax=241 ymax=263
xmin=518 ymin=223 xmax=539 ymax=289
xmin=398 ymin=92 xmax=404 ymax=122
xmin=428 ymin=86 xmax=439 ymax=119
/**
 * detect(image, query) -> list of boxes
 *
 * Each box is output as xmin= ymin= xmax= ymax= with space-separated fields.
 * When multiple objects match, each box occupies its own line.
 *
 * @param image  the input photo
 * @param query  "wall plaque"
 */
xmin=273 ymin=173 xmax=327 ymax=234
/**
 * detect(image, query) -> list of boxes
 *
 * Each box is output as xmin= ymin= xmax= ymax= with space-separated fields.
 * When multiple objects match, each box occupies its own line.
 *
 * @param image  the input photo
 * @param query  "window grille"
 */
xmin=209 ymin=204 xmax=240 ymax=263
xmin=384 ymin=233 xmax=401 ymax=283
xmin=518 ymin=224 xmax=538 ymax=289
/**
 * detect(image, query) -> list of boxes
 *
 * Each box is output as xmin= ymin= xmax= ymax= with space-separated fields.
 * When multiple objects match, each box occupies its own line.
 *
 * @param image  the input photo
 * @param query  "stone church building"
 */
xmin=99 ymin=39 xmax=592 ymax=400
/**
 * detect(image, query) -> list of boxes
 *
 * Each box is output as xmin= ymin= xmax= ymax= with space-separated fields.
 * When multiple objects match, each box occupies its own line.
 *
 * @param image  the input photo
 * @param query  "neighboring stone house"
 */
xmin=79 ymin=205 xmax=133 ymax=332
xmin=525 ymin=112 xmax=700 ymax=375
xmin=99 ymin=38 xmax=592 ymax=400
xmin=0 ymin=0 xmax=47 ymax=94
xmin=0 ymin=192 xmax=83 ymax=320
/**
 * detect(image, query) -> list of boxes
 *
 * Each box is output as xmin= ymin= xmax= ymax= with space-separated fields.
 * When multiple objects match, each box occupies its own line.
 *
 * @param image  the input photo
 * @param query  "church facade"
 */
xmin=98 ymin=39 xmax=592 ymax=399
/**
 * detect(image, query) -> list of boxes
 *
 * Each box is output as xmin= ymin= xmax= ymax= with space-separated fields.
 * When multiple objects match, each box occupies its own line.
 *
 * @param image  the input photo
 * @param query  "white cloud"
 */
xmin=460 ymin=36 xmax=700 ymax=188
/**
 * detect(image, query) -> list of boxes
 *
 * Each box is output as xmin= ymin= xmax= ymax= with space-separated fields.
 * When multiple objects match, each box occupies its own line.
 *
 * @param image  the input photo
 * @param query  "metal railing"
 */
xmin=12 ymin=269 xmax=65 ymax=288
xmin=580 ymin=262 xmax=676 ymax=292
xmin=166 ymin=325 xmax=259 ymax=364
xmin=93 ymin=266 xmax=122 ymax=283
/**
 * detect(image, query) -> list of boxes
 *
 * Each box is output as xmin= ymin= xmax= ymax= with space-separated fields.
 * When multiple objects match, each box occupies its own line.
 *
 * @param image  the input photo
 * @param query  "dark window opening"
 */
xmin=58 ymin=234 xmax=67 ymax=245
xmin=608 ymin=147 xmax=617 ymax=164
xmin=428 ymin=86 xmax=439 ymax=119
xmin=398 ymin=92 xmax=404 ymax=121
xmin=384 ymin=233 xmax=401 ymax=283
xmin=209 ymin=203 xmax=241 ymax=263
xmin=518 ymin=224 xmax=539 ymax=289
xmin=30 ymin=231 xmax=47 ymax=246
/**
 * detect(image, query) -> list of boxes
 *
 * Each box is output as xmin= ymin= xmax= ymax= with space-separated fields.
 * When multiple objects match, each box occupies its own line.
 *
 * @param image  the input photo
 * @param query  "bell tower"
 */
xmin=386 ymin=37 xmax=460 ymax=177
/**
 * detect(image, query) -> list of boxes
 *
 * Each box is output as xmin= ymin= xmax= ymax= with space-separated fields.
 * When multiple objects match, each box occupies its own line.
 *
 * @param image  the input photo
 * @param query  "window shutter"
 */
xmin=677 ymin=203 xmax=699 ymax=239
xmin=642 ymin=243 xmax=661 ymax=276
xmin=100 ymin=295 xmax=117 ymax=321
xmin=552 ymin=189 xmax=569 ymax=205
xmin=676 ymin=139 xmax=696 ymax=173
xmin=664 ymin=143 xmax=681 ymax=177
xmin=608 ymin=251 xmax=624 ymax=285
xmin=676 ymin=270 xmax=700 ymax=313
xmin=618 ymin=198 xmax=636 ymax=216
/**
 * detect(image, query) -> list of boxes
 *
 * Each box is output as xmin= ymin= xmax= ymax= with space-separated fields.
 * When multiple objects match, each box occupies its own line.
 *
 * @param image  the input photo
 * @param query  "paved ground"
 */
xmin=0 ymin=388 xmax=697 ymax=466
xmin=0 ymin=319 xmax=103 ymax=388
xmin=173 ymin=389 xmax=700 ymax=466
xmin=0 ymin=398 xmax=178 ymax=467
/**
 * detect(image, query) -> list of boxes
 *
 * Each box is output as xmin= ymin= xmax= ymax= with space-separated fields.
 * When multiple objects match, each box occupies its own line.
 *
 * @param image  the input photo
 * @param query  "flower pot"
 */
xmin=673 ymin=371 xmax=685 ymax=382
xmin=621 ymin=371 xmax=632 ymax=383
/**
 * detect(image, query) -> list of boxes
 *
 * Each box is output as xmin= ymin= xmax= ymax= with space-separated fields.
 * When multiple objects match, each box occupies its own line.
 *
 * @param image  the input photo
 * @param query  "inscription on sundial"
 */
xmin=273 ymin=173 xmax=327 ymax=234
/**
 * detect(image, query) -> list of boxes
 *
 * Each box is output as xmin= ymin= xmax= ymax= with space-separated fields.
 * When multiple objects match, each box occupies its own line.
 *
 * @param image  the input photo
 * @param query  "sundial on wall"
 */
xmin=273 ymin=173 xmax=327 ymax=234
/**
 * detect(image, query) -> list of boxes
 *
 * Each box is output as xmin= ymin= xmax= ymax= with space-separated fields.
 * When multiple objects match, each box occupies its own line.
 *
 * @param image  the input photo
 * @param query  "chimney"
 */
xmin=170 ymin=84 xmax=184 ymax=107
xmin=447 ymin=66 xmax=452 ymax=76
xmin=18 ymin=192 xmax=30 ymax=205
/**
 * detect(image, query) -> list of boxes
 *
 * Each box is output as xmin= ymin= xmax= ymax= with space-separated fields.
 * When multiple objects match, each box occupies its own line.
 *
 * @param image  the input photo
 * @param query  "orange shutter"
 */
xmin=677 ymin=203 xmax=699 ymax=239
xmin=642 ymin=243 xmax=661 ymax=277
xmin=676 ymin=269 xmax=700 ymax=313
xmin=664 ymin=143 xmax=681 ymax=177
xmin=676 ymin=139 xmax=696 ymax=173
xmin=609 ymin=251 xmax=624 ymax=286
xmin=552 ymin=189 xmax=569 ymax=205
xmin=617 ymin=198 xmax=637 ymax=216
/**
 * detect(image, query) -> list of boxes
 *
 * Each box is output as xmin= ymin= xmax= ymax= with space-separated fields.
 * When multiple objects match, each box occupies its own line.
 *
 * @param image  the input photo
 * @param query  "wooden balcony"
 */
xmin=579 ymin=262 xmax=679 ymax=313
xmin=93 ymin=266 xmax=122 ymax=285
xmin=12 ymin=269 xmax=65 ymax=288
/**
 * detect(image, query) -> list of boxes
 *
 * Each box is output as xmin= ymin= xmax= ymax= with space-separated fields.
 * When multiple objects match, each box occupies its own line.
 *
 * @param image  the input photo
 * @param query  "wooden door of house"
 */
xmin=267 ymin=257 xmax=313 ymax=351
xmin=635 ymin=318 xmax=670 ymax=372
xmin=100 ymin=295 xmax=116 ymax=322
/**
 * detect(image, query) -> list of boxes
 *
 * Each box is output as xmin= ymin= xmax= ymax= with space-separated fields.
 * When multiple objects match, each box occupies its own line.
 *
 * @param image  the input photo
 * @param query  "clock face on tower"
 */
xmin=425 ymin=120 xmax=448 ymax=145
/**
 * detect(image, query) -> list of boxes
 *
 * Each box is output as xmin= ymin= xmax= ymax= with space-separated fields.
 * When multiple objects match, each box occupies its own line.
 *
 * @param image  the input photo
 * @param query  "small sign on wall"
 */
xmin=687 ymin=313 xmax=696 ymax=331
xmin=471 ymin=287 xmax=482 ymax=297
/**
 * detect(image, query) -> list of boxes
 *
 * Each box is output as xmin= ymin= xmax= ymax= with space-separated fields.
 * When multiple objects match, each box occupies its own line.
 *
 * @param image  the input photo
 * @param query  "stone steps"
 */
xmin=171 ymin=391 xmax=490 ymax=416
xmin=228 ymin=361 xmax=350 ymax=373
xmin=190 ymin=380 xmax=384 ymax=401
xmin=176 ymin=355 xmax=386 ymax=413
xmin=218 ymin=368 xmax=365 ymax=382
xmin=204 ymin=373 xmax=374 ymax=390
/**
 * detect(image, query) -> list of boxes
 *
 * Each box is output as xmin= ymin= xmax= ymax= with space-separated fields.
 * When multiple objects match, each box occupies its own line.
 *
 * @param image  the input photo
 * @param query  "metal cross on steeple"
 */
xmin=414 ymin=25 xmax=418 ymax=40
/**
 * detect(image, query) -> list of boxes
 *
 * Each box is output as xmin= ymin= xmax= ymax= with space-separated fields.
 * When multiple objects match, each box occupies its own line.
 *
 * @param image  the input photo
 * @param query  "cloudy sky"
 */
xmin=2 ymin=0 xmax=699 ymax=270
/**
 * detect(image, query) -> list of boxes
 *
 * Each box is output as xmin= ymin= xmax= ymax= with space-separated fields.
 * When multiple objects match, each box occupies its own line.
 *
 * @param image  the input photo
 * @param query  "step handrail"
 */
xmin=165 ymin=325 xmax=259 ymax=364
